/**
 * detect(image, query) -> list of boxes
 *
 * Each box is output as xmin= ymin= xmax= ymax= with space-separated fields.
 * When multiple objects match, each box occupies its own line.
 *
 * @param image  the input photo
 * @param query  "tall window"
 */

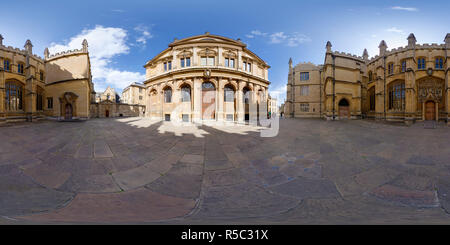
xmin=243 ymin=87 xmax=250 ymax=104
xmin=300 ymin=72 xmax=309 ymax=81
xmin=164 ymin=87 xmax=172 ymax=103
xmin=388 ymin=63 xmax=394 ymax=75
xmin=201 ymin=56 xmax=215 ymax=66
xmin=418 ymin=58 xmax=426 ymax=70
xmin=368 ymin=71 xmax=373 ymax=82
xmin=39 ymin=71 xmax=44 ymax=81
xmin=300 ymin=85 xmax=309 ymax=96
xmin=36 ymin=88 xmax=43 ymax=111
xmin=181 ymin=85 xmax=191 ymax=102
xmin=224 ymin=85 xmax=234 ymax=102
xmin=247 ymin=62 xmax=251 ymax=72
xmin=388 ymin=81 xmax=405 ymax=111
xmin=164 ymin=61 xmax=172 ymax=71
xmin=18 ymin=63 xmax=24 ymax=74
xmin=435 ymin=58 xmax=443 ymax=69
xmin=4 ymin=59 xmax=10 ymax=71
xmin=47 ymin=97 xmax=53 ymax=109
xmin=401 ymin=60 xmax=406 ymax=72
xmin=369 ymin=86 xmax=375 ymax=111
xmin=5 ymin=81 xmax=23 ymax=111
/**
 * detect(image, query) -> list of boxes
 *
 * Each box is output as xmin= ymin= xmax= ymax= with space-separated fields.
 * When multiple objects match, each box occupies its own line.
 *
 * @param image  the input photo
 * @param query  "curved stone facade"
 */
xmin=143 ymin=33 xmax=270 ymax=123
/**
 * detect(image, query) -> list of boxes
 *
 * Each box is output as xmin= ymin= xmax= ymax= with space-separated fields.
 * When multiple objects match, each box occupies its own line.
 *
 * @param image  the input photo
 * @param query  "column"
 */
xmin=237 ymin=80 xmax=245 ymax=122
xmin=193 ymin=77 xmax=202 ymax=122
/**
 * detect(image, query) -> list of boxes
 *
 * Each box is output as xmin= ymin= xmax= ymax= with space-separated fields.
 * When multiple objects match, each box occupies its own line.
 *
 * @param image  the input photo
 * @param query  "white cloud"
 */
xmin=134 ymin=24 xmax=153 ymax=46
xmin=386 ymin=27 xmax=404 ymax=34
xmin=390 ymin=6 xmax=418 ymax=12
xmin=48 ymin=25 xmax=145 ymax=93
xmin=270 ymin=32 xmax=288 ymax=44
xmin=247 ymin=30 xmax=310 ymax=47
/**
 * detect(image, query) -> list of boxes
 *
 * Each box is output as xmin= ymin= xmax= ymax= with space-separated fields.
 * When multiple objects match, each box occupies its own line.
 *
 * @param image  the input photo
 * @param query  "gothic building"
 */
xmin=285 ymin=33 xmax=450 ymax=125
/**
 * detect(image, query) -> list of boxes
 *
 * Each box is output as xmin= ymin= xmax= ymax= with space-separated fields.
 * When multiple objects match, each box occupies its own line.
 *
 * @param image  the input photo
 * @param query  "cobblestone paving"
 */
xmin=0 ymin=117 xmax=449 ymax=224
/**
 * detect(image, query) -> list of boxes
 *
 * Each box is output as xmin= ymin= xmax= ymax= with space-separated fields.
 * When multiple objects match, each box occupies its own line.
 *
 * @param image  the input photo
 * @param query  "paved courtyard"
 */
xmin=0 ymin=117 xmax=450 ymax=224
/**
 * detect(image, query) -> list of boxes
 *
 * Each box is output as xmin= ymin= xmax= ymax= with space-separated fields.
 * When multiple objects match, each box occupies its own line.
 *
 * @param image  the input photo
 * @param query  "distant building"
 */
xmin=122 ymin=82 xmax=145 ymax=106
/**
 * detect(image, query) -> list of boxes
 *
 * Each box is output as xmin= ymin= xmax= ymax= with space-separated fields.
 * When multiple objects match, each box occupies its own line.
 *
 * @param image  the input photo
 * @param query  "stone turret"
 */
xmin=326 ymin=41 xmax=332 ymax=53
xmin=289 ymin=57 xmax=293 ymax=70
xmin=82 ymin=39 xmax=88 ymax=52
xmin=362 ymin=49 xmax=369 ymax=61
xmin=445 ymin=33 xmax=450 ymax=49
xmin=44 ymin=48 xmax=49 ymax=59
xmin=24 ymin=39 xmax=33 ymax=54
xmin=0 ymin=34 xmax=3 ymax=46
xmin=407 ymin=33 xmax=417 ymax=49
xmin=379 ymin=40 xmax=387 ymax=56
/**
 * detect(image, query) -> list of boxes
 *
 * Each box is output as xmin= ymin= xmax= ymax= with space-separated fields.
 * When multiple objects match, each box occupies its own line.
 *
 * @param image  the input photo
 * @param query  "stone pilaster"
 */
xmin=237 ymin=80 xmax=245 ymax=122
xmin=192 ymin=77 xmax=202 ymax=122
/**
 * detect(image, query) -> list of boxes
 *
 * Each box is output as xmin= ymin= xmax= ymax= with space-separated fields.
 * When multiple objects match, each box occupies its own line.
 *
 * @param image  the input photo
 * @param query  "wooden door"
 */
xmin=425 ymin=101 xmax=435 ymax=120
xmin=65 ymin=104 xmax=73 ymax=120
xmin=339 ymin=106 xmax=349 ymax=119
xmin=202 ymin=82 xmax=215 ymax=120
xmin=105 ymin=110 xmax=110 ymax=118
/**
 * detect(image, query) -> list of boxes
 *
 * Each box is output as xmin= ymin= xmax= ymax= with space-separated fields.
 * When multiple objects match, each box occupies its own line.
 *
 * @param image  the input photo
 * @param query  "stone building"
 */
xmin=96 ymin=86 xmax=119 ymax=103
xmin=0 ymin=35 xmax=94 ymax=122
xmin=268 ymin=95 xmax=278 ymax=117
xmin=143 ymin=32 xmax=270 ymax=123
xmin=122 ymin=82 xmax=145 ymax=106
xmin=286 ymin=33 xmax=450 ymax=125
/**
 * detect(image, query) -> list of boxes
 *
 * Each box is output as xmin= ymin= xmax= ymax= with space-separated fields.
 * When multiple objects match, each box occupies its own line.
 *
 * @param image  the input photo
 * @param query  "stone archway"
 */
xmin=338 ymin=98 xmax=350 ymax=119
xmin=59 ymin=92 xmax=78 ymax=120
xmin=202 ymin=81 xmax=216 ymax=120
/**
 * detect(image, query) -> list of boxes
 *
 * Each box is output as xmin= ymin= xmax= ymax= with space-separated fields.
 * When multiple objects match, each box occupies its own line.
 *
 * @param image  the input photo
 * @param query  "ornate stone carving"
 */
xmin=418 ymin=79 xmax=443 ymax=103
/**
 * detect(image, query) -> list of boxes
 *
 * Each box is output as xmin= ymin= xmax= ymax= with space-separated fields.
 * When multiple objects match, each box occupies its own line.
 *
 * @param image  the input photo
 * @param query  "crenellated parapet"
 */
xmin=45 ymin=39 xmax=89 ymax=61
xmin=332 ymin=51 xmax=365 ymax=62
xmin=0 ymin=42 xmax=45 ymax=63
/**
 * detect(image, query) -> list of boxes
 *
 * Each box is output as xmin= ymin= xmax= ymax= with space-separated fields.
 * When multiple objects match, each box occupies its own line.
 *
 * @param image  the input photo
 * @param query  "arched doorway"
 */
xmin=105 ymin=109 xmax=110 ymax=118
xmin=223 ymin=84 xmax=236 ymax=121
xmin=338 ymin=98 xmax=350 ymax=119
xmin=65 ymin=104 xmax=73 ymax=120
xmin=243 ymin=87 xmax=251 ymax=121
xmin=425 ymin=101 xmax=436 ymax=121
xmin=202 ymin=82 xmax=216 ymax=120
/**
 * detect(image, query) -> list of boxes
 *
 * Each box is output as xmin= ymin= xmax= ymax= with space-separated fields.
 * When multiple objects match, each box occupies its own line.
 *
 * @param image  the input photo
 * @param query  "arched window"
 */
xmin=388 ymin=81 xmax=405 ymax=111
xmin=164 ymin=87 xmax=172 ymax=103
xmin=243 ymin=87 xmax=250 ymax=104
xmin=401 ymin=60 xmax=407 ymax=72
xmin=435 ymin=57 xmax=444 ymax=69
xmin=4 ymin=59 xmax=10 ymax=72
xmin=224 ymin=85 xmax=235 ymax=102
xmin=388 ymin=62 xmax=394 ymax=75
xmin=18 ymin=63 xmax=24 ymax=74
xmin=5 ymin=81 xmax=23 ymax=111
xmin=418 ymin=58 xmax=426 ymax=70
xmin=180 ymin=85 xmax=191 ymax=102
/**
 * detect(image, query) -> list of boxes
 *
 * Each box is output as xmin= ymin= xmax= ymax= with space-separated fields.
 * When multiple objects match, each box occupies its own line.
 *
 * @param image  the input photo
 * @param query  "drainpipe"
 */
xmin=332 ymin=55 xmax=336 ymax=120
xmin=383 ymin=56 xmax=386 ymax=120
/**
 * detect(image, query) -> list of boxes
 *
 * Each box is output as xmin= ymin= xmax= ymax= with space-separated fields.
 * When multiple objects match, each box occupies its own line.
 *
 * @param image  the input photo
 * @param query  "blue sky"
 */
xmin=1 ymin=0 xmax=449 ymax=105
